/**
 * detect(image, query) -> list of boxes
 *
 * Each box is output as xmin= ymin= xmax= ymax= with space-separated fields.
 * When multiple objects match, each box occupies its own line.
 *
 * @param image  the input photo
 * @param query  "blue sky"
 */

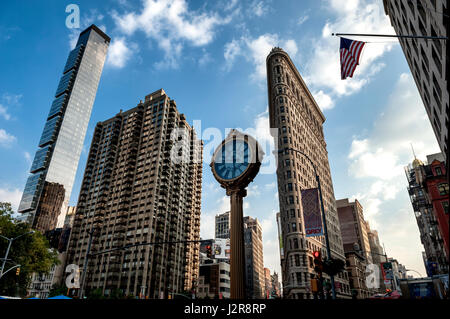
xmin=0 ymin=0 xmax=441 ymax=278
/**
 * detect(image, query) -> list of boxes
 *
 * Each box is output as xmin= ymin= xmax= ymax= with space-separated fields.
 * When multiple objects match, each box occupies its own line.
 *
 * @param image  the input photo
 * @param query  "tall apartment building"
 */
xmin=336 ymin=198 xmax=373 ymax=264
xmin=215 ymin=211 xmax=230 ymax=239
xmin=66 ymin=89 xmax=203 ymax=298
xmin=405 ymin=154 xmax=448 ymax=275
xmin=267 ymin=47 xmax=350 ymax=299
xmin=243 ymin=216 xmax=265 ymax=299
xmin=18 ymin=25 xmax=110 ymax=233
xmin=383 ymin=0 xmax=448 ymax=160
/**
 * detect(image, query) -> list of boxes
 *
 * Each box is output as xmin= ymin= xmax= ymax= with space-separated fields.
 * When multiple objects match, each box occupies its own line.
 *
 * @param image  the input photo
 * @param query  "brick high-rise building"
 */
xmin=336 ymin=198 xmax=373 ymax=264
xmin=66 ymin=89 xmax=203 ymax=298
xmin=267 ymin=47 xmax=350 ymax=299
xmin=383 ymin=0 xmax=448 ymax=161
xmin=18 ymin=25 xmax=110 ymax=232
xmin=422 ymin=153 xmax=449 ymax=258
xmin=405 ymin=153 xmax=449 ymax=275
xmin=244 ymin=216 xmax=265 ymax=299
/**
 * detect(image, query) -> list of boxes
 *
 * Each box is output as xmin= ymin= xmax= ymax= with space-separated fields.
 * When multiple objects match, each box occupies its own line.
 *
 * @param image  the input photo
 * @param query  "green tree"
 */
xmin=0 ymin=202 xmax=59 ymax=297
xmin=86 ymin=288 xmax=105 ymax=299
xmin=48 ymin=283 xmax=68 ymax=297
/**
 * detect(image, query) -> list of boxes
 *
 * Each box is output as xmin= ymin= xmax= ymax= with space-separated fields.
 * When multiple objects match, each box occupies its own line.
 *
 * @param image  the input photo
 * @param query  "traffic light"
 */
xmin=313 ymin=251 xmax=323 ymax=276
xmin=15 ymin=267 xmax=20 ymax=276
xmin=206 ymin=245 xmax=212 ymax=258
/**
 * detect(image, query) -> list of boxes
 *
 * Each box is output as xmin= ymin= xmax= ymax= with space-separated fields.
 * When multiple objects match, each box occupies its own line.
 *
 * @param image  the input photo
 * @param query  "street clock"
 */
xmin=210 ymin=129 xmax=264 ymax=299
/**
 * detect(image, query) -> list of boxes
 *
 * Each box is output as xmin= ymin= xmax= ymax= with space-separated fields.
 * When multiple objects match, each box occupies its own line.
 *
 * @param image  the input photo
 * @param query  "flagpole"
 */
xmin=332 ymin=33 xmax=447 ymax=40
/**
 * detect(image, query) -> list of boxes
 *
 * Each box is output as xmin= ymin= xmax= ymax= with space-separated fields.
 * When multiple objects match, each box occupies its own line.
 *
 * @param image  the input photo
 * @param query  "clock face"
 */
xmin=214 ymin=139 xmax=251 ymax=180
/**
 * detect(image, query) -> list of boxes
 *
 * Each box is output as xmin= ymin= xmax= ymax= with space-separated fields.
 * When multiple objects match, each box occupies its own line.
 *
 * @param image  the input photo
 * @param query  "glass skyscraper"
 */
xmin=18 ymin=25 xmax=110 ymax=233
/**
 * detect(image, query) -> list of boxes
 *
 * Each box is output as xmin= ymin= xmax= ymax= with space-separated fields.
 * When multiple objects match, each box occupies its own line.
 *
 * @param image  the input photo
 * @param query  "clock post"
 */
xmin=210 ymin=130 xmax=264 ymax=299
xmin=227 ymin=186 xmax=247 ymax=299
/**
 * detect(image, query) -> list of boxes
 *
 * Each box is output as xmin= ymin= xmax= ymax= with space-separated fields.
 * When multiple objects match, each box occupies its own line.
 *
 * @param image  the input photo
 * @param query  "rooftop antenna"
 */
xmin=410 ymin=143 xmax=417 ymax=159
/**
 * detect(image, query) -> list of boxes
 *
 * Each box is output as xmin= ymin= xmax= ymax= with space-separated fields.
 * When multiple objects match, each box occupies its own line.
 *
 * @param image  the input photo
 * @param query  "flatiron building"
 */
xmin=267 ymin=48 xmax=351 ymax=299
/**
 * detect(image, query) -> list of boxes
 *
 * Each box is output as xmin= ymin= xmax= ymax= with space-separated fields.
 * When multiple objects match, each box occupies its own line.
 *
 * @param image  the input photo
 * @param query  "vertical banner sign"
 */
xmin=301 ymin=188 xmax=323 ymax=237
xmin=277 ymin=214 xmax=284 ymax=259
xmin=381 ymin=262 xmax=393 ymax=285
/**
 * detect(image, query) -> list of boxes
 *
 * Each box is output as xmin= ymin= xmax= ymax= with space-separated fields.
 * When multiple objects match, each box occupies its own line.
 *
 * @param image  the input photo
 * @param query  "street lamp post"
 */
xmin=0 ymin=231 xmax=35 ymax=280
xmin=278 ymin=147 xmax=337 ymax=299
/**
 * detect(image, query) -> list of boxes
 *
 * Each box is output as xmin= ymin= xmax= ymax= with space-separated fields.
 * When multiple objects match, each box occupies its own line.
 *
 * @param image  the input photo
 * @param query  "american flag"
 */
xmin=340 ymin=37 xmax=365 ymax=80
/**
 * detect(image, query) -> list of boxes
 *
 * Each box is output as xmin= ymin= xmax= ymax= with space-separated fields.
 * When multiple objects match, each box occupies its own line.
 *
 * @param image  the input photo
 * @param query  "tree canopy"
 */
xmin=0 ymin=202 xmax=59 ymax=297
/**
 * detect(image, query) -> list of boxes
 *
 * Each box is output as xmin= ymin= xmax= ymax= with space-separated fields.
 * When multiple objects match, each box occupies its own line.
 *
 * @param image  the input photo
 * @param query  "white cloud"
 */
xmin=265 ymin=182 xmax=276 ymax=189
xmin=224 ymin=34 xmax=298 ymax=82
xmin=346 ymin=73 xmax=440 ymax=271
xmin=297 ymin=14 xmax=309 ymax=25
xmin=24 ymin=151 xmax=32 ymax=164
xmin=248 ymin=185 xmax=261 ymax=197
xmin=225 ymin=0 xmax=239 ymax=11
xmin=0 ymin=93 xmax=22 ymax=121
xmin=0 ymin=104 xmax=10 ymax=120
xmin=0 ymin=187 xmax=22 ymax=212
xmin=106 ymin=37 xmax=135 ymax=68
xmin=303 ymin=0 xmax=395 ymax=107
xmin=250 ymin=0 xmax=269 ymax=17
xmin=69 ymin=10 xmax=105 ymax=49
xmin=223 ymin=39 xmax=240 ymax=71
xmin=112 ymin=0 xmax=231 ymax=68
xmin=198 ymin=49 xmax=212 ymax=67
xmin=348 ymin=73 xmax=439 ymax=181
xmin=0 ymin=129 xmax=16 ymax=147
xmin=312 ymin=90 xmax=335 ymax=110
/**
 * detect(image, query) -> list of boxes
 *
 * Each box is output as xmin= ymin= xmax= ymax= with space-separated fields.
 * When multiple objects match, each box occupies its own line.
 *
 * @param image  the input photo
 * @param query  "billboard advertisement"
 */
xmin=301 ymin=188 xmax=323 ymax=237
xmin=200 ymin=239 xmax=230 ymax=259
xmin=214 ymin=238 xmax=230 ymax=260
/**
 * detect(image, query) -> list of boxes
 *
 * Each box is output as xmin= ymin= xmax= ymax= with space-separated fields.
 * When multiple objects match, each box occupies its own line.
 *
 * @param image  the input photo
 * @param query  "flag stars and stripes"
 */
xmin=340 ymin=37 xmax=365 ymax=80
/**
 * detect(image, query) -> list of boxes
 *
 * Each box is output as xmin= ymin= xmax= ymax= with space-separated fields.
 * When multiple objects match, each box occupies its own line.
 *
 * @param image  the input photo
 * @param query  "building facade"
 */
xmin=422 ymin=153 xmax=449 ymax=259
xmin=336 ymin=199 xmax=373 ymax=264
xmin=405 ymin=154 xmax=449 ymax=275
xmin=264 ymin=267 xmax=271 ymax=298
xmin=197 ymin=259 xmax=230 ymax=299
xmin=244 ymin=216 xmax=265 ymax=299
xmin=267 ymin=47 xmax=350 ymax=299
xmin=18 ymin=25 xmax=110 ymax=232
xmin=271 ymin=272 xmax=282 ymax=298
xmin=66 ymin=89 xmax=203 ymax=298
xmin=344 ymin=247 xmax=371 ymax=299
xmin=215 ymin=211 xmax=230 ymax=239
xmin=367 ymin=226 xmax=387 ymax=292
xmin=383 ymin=0 xmax=448 ymax=160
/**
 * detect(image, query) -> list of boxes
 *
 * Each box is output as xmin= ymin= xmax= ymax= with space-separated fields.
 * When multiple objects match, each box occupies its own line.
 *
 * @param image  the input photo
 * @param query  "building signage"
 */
xmin=301 ymin=188 xmax=323 ymax=237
